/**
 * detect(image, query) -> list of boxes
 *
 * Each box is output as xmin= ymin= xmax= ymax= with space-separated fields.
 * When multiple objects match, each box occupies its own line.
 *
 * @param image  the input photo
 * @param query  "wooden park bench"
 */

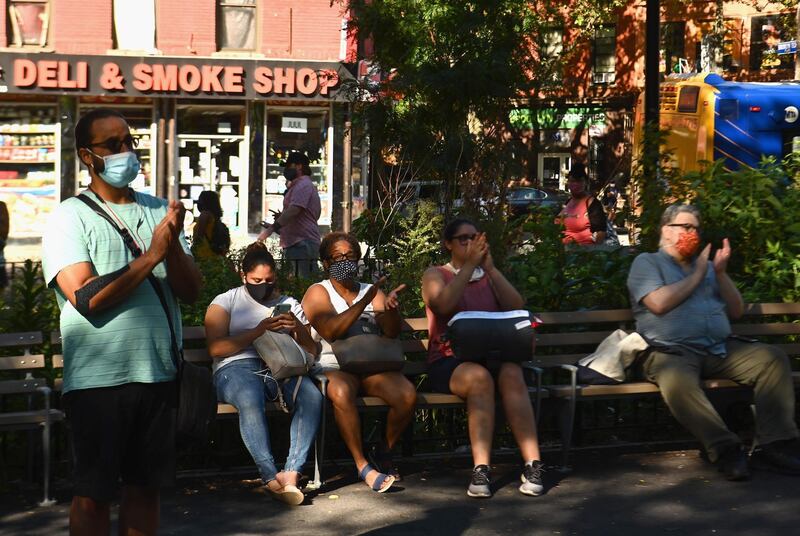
xmin=0 ymin=331 xmax=61 ymax=506
xmin=532 ymin=303 xmax=800 ymax=468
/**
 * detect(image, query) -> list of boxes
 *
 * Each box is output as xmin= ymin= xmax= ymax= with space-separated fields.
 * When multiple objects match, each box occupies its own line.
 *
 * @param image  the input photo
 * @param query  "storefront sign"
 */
xmin=281 ymin=117 xmax=308 ymax=133
xmin=777 ymin=40 xmax=797 ymax=55
xmin=0 ymin=53 xmax=352 ymax=101
xmin=510 ymin=107 xmax=606 ymax=130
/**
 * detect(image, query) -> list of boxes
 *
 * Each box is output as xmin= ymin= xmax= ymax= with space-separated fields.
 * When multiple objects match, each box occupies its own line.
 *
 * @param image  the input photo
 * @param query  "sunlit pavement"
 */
xmin=2 ymin=449 xmax=798 ymax=535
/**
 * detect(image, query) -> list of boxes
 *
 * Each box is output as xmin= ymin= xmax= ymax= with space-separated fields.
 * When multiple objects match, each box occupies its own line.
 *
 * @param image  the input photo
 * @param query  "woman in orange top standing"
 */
xmin=559 ymin=164 xmax=607 ymax=246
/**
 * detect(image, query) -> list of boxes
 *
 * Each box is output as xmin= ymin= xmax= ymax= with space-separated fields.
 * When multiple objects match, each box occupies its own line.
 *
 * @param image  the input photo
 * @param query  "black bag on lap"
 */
xmin=331 ymin=317 xmax=405 ymax=375
xmin=446 ymin=310 xmax=536 ymax=363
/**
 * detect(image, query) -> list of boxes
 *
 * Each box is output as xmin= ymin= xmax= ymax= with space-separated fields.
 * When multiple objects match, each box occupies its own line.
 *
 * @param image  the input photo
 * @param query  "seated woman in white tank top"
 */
xmin=302 ymin=232 xmax=417 ymax=493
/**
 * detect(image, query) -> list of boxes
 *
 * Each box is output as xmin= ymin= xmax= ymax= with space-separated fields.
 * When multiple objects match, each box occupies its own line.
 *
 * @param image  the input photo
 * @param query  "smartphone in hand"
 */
xmin=272 ymin=303 xmax=292 ymax=317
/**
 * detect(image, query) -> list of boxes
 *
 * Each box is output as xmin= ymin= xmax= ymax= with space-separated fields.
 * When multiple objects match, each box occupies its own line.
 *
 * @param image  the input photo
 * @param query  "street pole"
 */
xmin=342 ymin=118 xmax=353 ymax=233
xmin=644 ymin=0 xmax=660 ymax=130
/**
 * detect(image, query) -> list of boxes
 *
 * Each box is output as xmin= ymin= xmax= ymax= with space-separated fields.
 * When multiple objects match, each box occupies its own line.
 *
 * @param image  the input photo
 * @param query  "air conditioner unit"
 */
xmin=593 ymin=72 xmax=616 ymax=84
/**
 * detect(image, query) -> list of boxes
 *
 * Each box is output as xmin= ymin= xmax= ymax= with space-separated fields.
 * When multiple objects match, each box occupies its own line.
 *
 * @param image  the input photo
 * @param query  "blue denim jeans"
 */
xmin=214 ymin=358 xmax=323 ymax=483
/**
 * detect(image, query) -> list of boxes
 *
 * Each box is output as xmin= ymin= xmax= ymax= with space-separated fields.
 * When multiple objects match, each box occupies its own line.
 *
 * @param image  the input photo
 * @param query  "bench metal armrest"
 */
xmin=520 ymin=362 xmax=543 ymax=388
xmin=312 ymin=372 xmax=329 ymax=397
xmin=558 ymin=364 xmax=578 ymax=399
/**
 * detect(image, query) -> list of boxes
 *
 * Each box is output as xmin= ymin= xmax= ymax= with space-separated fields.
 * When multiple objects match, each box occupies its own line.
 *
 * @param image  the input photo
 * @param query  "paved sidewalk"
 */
xmin=2 ymin=449 xmax=798 ymax=535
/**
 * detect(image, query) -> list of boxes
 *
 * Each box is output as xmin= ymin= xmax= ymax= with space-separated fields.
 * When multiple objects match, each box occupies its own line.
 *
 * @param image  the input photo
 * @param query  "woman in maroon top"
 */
xmin=422 ymin=218 xmax=544 ymax=499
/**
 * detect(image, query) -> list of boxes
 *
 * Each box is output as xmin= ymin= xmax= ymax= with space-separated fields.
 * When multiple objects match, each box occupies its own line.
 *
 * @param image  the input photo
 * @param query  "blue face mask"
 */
xmin=92 ymin=151 xmax=140 ymax=188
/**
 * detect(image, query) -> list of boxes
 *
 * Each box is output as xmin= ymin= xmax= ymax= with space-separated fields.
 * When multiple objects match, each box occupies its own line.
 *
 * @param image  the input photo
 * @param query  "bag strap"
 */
xmin=76 ymin=193 xmax=183 ymax=369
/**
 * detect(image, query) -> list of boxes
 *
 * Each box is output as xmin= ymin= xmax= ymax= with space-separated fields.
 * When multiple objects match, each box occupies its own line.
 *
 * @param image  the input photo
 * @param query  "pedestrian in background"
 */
xmin=258 ymin=152 xmax=321 ymax=278
xmin=192 ymin=190 xmax=231 ymax=260
xmin=559 ymin=164 xmax=608 ymax=246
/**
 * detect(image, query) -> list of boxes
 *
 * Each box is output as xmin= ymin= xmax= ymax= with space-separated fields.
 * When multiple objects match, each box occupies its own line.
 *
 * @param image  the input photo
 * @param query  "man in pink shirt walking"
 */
xmin=259 ymin=152 xmax=321 ymax=277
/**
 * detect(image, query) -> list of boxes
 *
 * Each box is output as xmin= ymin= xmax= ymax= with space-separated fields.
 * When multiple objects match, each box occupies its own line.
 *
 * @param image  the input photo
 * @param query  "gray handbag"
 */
xmin=331 ymin=318 xmax=405 ymax=375
xmin=253 ymin=330 xmax=314 ymax=380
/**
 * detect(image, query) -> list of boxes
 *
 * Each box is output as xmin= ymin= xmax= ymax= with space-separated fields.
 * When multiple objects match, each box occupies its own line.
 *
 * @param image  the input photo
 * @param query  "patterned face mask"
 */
xmin=329 ymin=259 xmax=359 ymax=282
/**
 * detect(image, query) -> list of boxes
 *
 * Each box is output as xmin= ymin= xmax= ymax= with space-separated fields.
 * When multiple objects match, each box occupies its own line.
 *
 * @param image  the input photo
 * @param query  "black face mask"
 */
xmin=246 ymin=281 xmax=275 ymax=302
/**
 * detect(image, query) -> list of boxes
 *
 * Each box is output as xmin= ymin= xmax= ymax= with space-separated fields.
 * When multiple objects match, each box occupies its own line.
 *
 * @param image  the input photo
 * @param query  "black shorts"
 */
xmin=428 ymin=358 xmax=464 ymax=394
xmin=63 ymin=381 xmax=177 ymax=502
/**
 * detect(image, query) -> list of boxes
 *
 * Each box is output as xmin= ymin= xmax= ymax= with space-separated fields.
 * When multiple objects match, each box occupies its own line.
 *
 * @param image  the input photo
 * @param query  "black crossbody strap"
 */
xmin=76 ymin=193 xmax=182 ymax=369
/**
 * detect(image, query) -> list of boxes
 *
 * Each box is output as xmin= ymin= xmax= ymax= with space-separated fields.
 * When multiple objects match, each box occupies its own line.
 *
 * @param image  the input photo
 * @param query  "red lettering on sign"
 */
xmin=296 ymin=68 xmax=317 ymax=95
xmin=223 ymin=66 xmax=244 ymax=93
xmin=132 ymin=64 xmax=153 ymax=91
xmin=179 ymin=65 xmax=201 ymax=92
xmin=252 ymin=67 xmax=273 ymax=94
xmin=152 ymin=64 xmax=178 ymax=92
xmin=56 ymin=61 xmax=86 ymax=89
xmin=200 ymin=65 xmax=224 ymax=92
xmin=38 ymin=60 xmax=58 ymax=88
xmin=272 ymin=68 xmax=295 ymax=94
xmin=318 ymin=70 xmax=339 ymax=96
xmin=13 ymin=59 xmax=37 ymax=87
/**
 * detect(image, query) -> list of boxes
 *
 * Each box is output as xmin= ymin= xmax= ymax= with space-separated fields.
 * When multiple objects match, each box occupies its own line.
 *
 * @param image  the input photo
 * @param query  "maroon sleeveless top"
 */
xmin=425 ymin=266 xmax=501 ymax=364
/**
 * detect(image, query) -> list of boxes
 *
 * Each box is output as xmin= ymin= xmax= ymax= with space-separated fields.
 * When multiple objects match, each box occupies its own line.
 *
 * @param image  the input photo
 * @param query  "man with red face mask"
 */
xmin=627 ymin=204 xmax=800 ymax=481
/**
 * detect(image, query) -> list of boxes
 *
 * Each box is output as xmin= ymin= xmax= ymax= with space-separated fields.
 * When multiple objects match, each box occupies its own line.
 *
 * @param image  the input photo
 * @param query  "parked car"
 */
xmin=507 ymin=187 xmax=568 ymax=215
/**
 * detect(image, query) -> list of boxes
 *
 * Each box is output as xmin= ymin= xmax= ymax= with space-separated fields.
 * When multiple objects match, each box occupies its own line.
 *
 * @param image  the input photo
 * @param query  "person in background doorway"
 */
xmin=191 ymin=190 xmax=231 ymax=260
xmin=0 ymin=200 xmax=8 ymax=289
xmin=258 ymin=152 xmax=321 ymax=278
xmin=558 ymin=164 xmax=607 ymax=246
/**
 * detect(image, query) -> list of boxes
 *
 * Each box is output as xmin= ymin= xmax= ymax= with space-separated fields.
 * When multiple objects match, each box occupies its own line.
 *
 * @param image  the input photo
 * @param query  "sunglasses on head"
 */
xmin=452 ymin=233 xmax=478 ymax=245
xmin=88 ymin=134 xmax=140 ymax=154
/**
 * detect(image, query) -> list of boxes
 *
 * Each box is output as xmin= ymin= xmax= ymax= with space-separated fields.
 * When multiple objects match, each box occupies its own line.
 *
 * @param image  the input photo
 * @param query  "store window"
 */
xmin=218 ymin=0 xmax=257 ymax=51
xmin=264 ymin=109 xmax=331 ymax=225
xmin=0 ymin=103 xmax=59 ymax=239
xmin=113 ymin=0 xmax=156 ymax=52
xmin=7 ymin=0 xmax=50 ymax=47
xmin=750 ymin=15 xmax=794 ymax=71
xmin=661 ymin=21 xmax=686 ymax=74
xmin=592 ymin=25 xmax=616 ymax=84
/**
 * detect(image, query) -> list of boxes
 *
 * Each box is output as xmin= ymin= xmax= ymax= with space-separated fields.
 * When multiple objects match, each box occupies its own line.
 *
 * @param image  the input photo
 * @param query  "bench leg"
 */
xmin=556 ymin=396 xmax=576 ymax=472
xmin=309 ymin=401 xmax=328 ymax=490
xmin=747 ymin=403 xmax=758 ymax=457
xmin=39 ymin=420 xmax=55 ymax=506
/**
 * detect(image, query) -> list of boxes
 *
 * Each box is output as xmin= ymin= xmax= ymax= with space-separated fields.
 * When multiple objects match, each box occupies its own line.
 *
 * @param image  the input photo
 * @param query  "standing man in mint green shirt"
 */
xmin=42 ymin=109 xmax=201 ymax=536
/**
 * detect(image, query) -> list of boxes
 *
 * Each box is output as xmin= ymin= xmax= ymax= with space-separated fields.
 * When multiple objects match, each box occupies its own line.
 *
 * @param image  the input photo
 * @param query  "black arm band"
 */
xmin=74 ymin=265 xmax=130 ymax=317
xmin=272 ymin=221 xmax=282 ymax=233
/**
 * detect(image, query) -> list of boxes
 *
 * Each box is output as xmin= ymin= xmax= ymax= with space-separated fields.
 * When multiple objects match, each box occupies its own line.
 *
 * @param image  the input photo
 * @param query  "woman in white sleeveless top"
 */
xmin=302 ymin=232 xmax=416 ymax=493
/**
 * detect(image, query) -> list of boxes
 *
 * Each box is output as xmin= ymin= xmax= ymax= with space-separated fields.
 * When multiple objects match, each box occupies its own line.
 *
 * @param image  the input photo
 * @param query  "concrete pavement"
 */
xmin=2 ymin=449 xmax=798 ymax=535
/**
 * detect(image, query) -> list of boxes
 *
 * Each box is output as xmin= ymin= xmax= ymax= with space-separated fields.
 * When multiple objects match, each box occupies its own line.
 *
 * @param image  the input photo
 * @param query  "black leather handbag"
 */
xmin=77 ymin=194 xmax=216 ymax=447
xmin=446 ymin=310 xmax=536 ymax=364
xmin=331 ymin=317 xmax=405 ymax=375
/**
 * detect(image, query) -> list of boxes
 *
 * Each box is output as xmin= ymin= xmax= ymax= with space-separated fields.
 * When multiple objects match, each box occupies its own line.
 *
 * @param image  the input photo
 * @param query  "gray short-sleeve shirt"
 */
xmin=627 ymin=250 xmax=731 ymax=355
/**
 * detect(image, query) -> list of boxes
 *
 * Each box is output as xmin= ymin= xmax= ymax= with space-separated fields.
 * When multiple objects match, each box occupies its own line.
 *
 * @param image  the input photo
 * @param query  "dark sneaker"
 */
xmin=716 ymin=444 xmax=751 ymax=481
xmin=754 ymin=440 xmax=800 ymax=475
xmin=467 ymin=464 xmax=492 ymax=498
xmin=519 ymin=460 xmax=545 ymax=496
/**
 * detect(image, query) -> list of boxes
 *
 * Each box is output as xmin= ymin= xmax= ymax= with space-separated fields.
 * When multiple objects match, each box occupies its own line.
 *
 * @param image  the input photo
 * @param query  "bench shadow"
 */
xmin=355 ymin=504 xmax=480 ymax=536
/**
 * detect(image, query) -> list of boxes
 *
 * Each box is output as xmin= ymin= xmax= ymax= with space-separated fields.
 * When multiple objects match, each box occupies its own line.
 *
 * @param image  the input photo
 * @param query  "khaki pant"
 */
xmin=643 ymin=339 xmax=799 ymax=462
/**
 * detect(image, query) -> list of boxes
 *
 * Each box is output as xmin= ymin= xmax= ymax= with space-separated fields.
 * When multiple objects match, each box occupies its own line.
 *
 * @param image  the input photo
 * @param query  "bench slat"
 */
xmin=536 ymin=310 xmax=634 ymax=324
xmin=0 ymin=409 xmax=64 ymax=428
xmin=0 ymin=378 xmax=48 ymax=395
xmin=742 ymin=303 xmax=800 ymax=316
xmin=0 ymin=332 xmax=43 ymax=348
xmin=731 ymin=323 xmax=800 ymax=336
xmin=0 ymin=354 xmax=45 ymax=371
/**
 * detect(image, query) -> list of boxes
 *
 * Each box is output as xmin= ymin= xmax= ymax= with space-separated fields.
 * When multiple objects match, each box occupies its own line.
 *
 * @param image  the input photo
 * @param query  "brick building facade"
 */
xmin=0 ymin=0 xmax=359 ymax=243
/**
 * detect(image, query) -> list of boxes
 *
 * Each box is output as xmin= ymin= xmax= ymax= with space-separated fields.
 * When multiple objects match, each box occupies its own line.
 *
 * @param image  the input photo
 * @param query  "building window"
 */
xmin=593 ymin=25 xmax=616 ymax=84
xmin=218 ymin=0 xmax=257 ymax=51
xmin=541 ymin=28 xmax=564 ymax=60
xmin=113 ymin=0 xmax=155 ymax=52
xmin=750 ymin=15 xmax=793 ymax=71
xmin=661 ymin=21 xmax=686 ymax=74
xmin=7 ymin=0 xmax=50 ymax=47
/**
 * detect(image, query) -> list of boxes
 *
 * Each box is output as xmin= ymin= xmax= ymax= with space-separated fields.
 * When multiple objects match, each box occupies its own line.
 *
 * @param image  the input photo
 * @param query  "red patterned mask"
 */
xmin=675 ymin=231 xmax=700 ymax=257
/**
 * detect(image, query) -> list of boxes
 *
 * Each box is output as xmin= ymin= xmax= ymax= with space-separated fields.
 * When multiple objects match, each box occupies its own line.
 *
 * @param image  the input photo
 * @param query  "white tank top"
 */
xmin=311 ymin=279 xmax=376 ymax=370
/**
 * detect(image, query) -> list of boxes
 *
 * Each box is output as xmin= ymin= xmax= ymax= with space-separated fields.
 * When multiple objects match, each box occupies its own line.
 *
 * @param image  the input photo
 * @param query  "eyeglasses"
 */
xmin=452 ymin=233 xmax=477 ymax=245
xmin=88 ymin=134 xmax=140 ymax=154
xmin=329 ymin=253 xmax=359 ymax=263
xmin=666 ymin=223 xmax=700 ymax=232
